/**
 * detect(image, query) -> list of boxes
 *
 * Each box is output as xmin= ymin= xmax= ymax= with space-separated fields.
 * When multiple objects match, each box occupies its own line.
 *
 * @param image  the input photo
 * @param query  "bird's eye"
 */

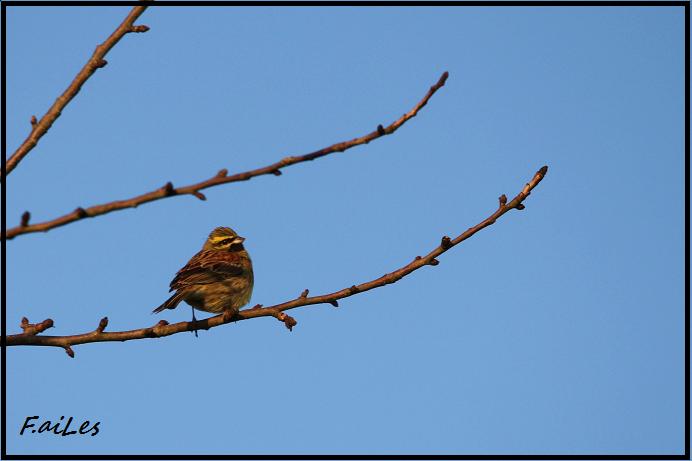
xmin=220 ymin=238 xmax=233 ymax=245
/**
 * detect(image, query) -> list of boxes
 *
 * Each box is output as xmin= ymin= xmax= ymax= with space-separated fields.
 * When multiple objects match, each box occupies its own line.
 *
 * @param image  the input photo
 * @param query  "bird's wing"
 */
xmin=170 ymin=250 xmax=245 ymax=291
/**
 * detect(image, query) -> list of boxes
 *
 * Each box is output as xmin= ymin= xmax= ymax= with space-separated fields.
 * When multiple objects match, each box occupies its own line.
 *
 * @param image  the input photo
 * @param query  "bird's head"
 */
xmin=203 ymin=226 xmax=246 ymax=251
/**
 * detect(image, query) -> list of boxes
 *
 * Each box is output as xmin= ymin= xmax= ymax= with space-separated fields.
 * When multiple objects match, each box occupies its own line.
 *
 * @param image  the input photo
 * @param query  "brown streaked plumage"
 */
xmin=154 ymin=227 xmax=254 ymax=316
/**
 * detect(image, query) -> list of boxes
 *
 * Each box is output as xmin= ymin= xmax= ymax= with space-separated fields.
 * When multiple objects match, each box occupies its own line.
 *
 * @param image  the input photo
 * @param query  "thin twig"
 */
xmin=3 ymin=72 xmax=449 ymax=240
xmin=4 ymin=5 xmax=150 ymax=177
xmin=19 ymin=317 xmax=55 ymax=336
xmin=6 ymin=165 xmax=548 ymax=356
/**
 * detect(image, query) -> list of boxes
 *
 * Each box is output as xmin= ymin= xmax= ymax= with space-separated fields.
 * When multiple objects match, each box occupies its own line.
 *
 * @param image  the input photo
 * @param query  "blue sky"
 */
xmin=5 ymin=5 xmax=686 ymax=456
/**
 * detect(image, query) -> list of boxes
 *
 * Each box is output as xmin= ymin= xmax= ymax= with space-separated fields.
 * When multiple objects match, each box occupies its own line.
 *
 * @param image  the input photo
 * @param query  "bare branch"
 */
xmin=4 ymin=5 xmax=150 ymax=177
xmin=6 ymin=165 xmax=548 ymax=355
xmin=4 ymin=72 xmax=449 ymax=240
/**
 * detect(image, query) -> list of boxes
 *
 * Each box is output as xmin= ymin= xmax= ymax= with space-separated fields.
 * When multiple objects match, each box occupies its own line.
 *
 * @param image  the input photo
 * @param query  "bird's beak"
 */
xmin=234 ymin=236 xmax=245 ymax=244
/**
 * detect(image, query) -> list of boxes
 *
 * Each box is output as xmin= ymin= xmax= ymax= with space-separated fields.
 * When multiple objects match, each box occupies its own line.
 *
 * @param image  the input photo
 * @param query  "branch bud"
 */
xmin=64 ymin=346 xmax=75 ymax=358
xmin=20 ymin=211 xmax=31 ymax=227
xmin=276 ymin=312 xmax=298 ymax=331
xmin=162 ymin=182 xmax=175 ymax=196
xmin=130 ymin=25 xmax=150 ymax=33
xmin=441 ymin=236 xmax=452 ymax=250
xmin=96 ymin=317 xmax=108 ymax=333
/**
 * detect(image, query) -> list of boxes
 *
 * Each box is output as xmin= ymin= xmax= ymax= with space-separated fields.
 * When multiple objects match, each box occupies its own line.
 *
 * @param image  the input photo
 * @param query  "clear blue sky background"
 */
xmin=5 ymin=5 xmax=686 ymax=456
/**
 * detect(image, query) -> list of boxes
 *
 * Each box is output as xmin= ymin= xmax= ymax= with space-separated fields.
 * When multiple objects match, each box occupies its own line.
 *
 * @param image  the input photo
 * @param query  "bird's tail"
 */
xmin=152 ymin=292 xmax=185 ymax=314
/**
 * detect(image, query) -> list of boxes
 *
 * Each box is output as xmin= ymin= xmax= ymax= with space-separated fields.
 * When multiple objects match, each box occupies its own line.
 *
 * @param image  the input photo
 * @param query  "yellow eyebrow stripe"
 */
xmin=210 ymin=235 xmax=233 ymax=242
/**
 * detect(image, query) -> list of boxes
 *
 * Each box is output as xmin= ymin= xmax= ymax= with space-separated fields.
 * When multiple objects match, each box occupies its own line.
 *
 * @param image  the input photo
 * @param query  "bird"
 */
xmin=153 ymin=227 xmax=254 ymax=328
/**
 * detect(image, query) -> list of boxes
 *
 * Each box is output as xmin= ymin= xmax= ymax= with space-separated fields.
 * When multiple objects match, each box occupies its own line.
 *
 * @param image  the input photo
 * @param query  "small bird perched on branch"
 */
xmin=153 ymin=227 xmax=254 ymax=328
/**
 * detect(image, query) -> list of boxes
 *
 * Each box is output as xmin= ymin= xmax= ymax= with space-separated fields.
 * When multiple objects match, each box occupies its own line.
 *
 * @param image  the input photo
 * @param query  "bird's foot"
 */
xmin=191 ymin=307 xmax=199 ymax=338
xmin=222 ymin=309 xmax=240 ymax=323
